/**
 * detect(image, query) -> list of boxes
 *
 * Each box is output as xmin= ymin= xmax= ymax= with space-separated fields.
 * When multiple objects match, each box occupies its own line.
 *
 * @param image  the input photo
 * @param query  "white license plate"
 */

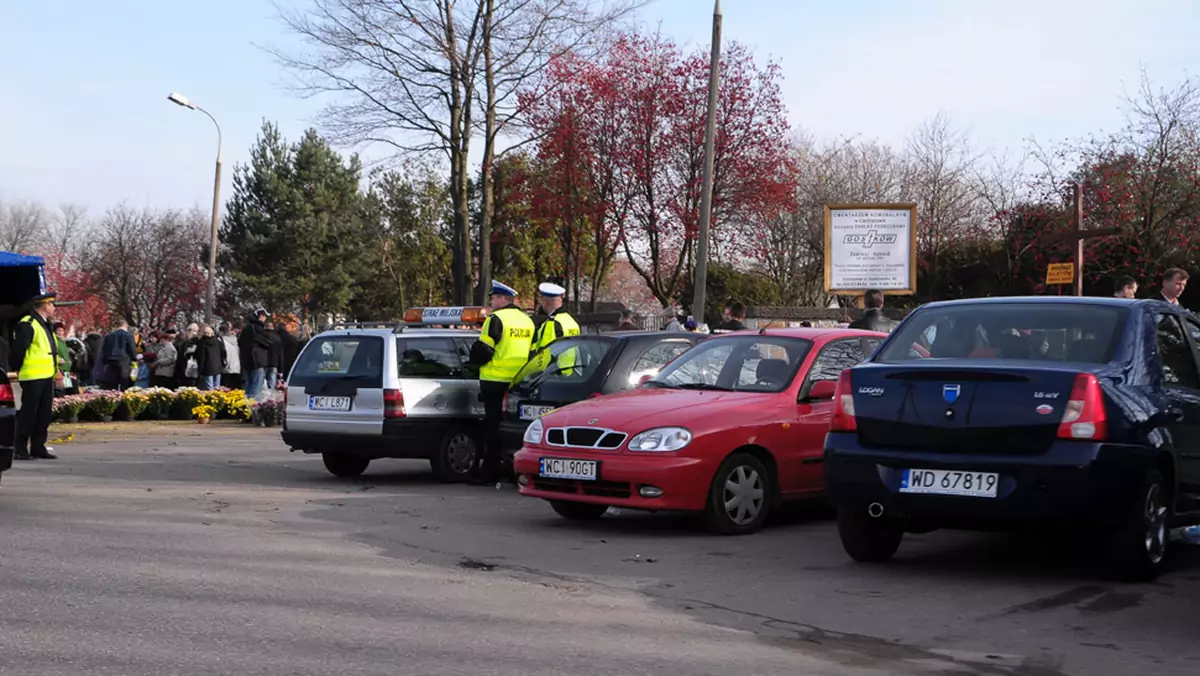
xmin=900 ymin=469 xmax=998 ymax=498
xmin=520 ymin=404 xmax=554 ymax=421
xmin=308 ymin=396 xmax=352 ymax=412
xmin=539 ymin=457 xmax=598 ymax=481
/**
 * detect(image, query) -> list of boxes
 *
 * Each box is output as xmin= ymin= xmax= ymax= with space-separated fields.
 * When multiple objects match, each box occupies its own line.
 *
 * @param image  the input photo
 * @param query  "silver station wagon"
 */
xmin=281 ymin=308 xmax=492 ymax=481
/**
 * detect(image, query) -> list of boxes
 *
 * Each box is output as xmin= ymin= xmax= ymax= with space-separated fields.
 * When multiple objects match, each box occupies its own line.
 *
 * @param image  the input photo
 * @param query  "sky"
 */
xmin=2 ymin=0 xmax=1198 ymax=215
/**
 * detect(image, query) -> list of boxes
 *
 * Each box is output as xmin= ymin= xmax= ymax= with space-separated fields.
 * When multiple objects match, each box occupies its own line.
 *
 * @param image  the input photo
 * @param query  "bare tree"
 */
xmin=473 ymin=0 xmax=642 ymax=303
xmin=275 ymin=0 xmax=488 ymax=304
xmin=43 ymin=203 xmax=90 ymax=266
xmin=0 ymin=200 xmax=50 ymax=253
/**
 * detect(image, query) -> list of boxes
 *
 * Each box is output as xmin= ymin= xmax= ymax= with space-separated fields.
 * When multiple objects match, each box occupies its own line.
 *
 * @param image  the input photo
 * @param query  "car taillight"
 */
xmin=1058 ymin=373 xmax=1106 ymax=440
xmin=0 ymin=384 xmax=12 ymax=404
xmin=384 ymin=389 xmax=406 ymax=419
xmin=830 ymin=369 xmax=857 ymax=432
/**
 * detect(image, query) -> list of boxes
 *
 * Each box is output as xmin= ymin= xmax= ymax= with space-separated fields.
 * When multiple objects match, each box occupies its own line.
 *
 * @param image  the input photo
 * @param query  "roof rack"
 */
xmin=329 ymin=321 xmax=406 ymax=333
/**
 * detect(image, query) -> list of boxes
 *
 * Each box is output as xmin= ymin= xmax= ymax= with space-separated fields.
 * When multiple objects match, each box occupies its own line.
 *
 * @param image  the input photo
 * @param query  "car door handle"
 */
xmin=1168 ymin=407 xmax=1185 ymax=422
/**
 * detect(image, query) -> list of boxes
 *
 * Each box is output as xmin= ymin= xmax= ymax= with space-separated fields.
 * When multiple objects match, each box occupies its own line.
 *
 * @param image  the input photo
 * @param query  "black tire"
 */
xmin=431 ymin=427 xmax=478 ymax=483
xmin=549 ymin=500 xmax=608 ymax=521
xmin=703 ymin=452 xmax=773 ymax=535
xmin=1105 ymin=469 xmax=1169 ymax=582
xmin=837 ymin=508 xmax=903 ymax=562
xmin=322 ymin=452 xmax=369 ymax=479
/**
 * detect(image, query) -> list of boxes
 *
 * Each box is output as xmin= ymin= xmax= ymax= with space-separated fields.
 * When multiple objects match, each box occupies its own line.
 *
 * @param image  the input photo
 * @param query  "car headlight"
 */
xmin=627 ymin=427 xmax=691 ymax=452
xmin=523 ymin=418 xmax=544 ymax=445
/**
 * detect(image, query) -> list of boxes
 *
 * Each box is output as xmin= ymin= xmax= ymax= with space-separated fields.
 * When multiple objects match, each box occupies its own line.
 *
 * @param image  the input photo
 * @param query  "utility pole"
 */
xmin=690 ymin=0 xmax=721 ymax=326
xmin=1074 ymin=182 xmax=1084 ymax=297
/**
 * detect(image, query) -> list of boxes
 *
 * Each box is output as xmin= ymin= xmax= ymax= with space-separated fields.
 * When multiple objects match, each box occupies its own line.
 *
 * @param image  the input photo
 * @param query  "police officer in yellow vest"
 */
xmin=468 ymin=280 xmax=535 ymax=484
xmin=532 ymin=282 xmax=581 ymax=353
xmin=10 ymin=292 xmax=60 ymax=461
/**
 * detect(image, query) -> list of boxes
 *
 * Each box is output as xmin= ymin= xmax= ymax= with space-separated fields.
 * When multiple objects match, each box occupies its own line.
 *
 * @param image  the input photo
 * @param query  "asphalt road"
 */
xmin=0 ymin=424 xmax=1197 ymax=676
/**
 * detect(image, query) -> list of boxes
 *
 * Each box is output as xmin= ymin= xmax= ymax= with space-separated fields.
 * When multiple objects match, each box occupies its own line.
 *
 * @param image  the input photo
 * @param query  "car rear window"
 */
xmin=513 ymin=337 xmax=615 ymax=388
xmin=396 ymin=337 xmax=469 ymax=379
xmin=289 ymin=335 xmax=385 ymax=387
xmin=877 ymin=303 xmax=1126 ymax=363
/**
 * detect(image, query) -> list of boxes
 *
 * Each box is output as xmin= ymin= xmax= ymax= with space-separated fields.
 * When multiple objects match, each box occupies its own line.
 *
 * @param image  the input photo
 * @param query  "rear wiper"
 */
xmin=669 ymin=382 xmax=733 ymax=391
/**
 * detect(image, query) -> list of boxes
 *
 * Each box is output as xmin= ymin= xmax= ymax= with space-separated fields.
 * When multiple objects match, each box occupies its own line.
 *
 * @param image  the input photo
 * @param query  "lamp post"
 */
xmin=167 ymin=92 xmax=222 ymax=325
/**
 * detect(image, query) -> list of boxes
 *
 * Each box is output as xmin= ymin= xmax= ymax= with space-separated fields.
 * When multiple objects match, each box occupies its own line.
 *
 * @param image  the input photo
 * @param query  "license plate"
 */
xmin=900 ymin=469 xmax=998 ymax=498
xmin=520 ymin=404 xmax=554 ymax=420
xmin=539 ymin=457 xmax=598 ymax=481
xmin=308 ymin=396 xmax=352 ymax=411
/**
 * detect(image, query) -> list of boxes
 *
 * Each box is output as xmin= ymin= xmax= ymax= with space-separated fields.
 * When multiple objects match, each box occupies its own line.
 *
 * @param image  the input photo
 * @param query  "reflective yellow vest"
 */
xmin=532 ymin=311 xmax=581 ymax=352
xmin=479 ymin=306 xmax=535 ymax=383
xmin=18 ymin=315 xmax=56 ymax=381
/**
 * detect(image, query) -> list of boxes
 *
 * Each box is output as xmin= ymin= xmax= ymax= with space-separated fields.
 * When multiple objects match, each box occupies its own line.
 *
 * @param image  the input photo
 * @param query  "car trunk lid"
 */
xmin=851 ymin=363 xmax=1087 ymax=453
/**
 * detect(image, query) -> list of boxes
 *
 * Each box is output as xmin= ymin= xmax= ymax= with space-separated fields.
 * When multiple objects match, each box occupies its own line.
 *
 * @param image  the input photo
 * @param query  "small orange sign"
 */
xmin=1045 ymin=263 xmax=1074 ymax=285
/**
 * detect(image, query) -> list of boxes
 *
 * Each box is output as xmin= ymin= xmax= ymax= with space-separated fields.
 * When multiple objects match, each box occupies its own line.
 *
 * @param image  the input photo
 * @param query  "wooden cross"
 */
xmin=1041 ymin=183 xmax=1121 ymax=296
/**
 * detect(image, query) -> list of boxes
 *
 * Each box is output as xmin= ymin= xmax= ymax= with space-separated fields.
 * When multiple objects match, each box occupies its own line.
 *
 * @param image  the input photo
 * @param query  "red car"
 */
xmin=513 ymin=328 xmax=888 ymax=534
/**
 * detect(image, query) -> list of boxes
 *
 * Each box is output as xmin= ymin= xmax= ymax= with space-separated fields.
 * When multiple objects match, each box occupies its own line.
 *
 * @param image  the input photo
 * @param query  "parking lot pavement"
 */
xmin=1 ymin=425 xmax=1197 ymax=676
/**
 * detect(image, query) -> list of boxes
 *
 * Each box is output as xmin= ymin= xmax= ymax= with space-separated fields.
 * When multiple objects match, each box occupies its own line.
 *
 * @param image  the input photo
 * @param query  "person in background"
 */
xmin=239 ymin=308 xmax=273 ymax=400
xmin=616 ymin=309 xmax=638 ymax=331
xmin=100 ymin=318 xmax=137 ymax=391
xmin=196 ymin=325 xmax=227 ymax=391
xmin=220 ymin=322 xmax=243 ymax=391
xmin=275 ymin=322 xmax=300 ymax=378
xmin=1113 ymin=275 xmax=1138 ymax=299
xmin=663 ymin=306 xmax=684 ymax=332
xmin=849 ymin=289 xmax=898 ymax=334
xmin=175 ymin=324 xmax=201 ymax=388
xmin=265 ymin=326 xmax=284 ymax=393
xmin=1160 ymin=268 xmax=1188 ymax=306
xmin=152 ymin=329 xmax=178 ymax=388
xmin=11 ymin=293 xmax=60 ymax=460
xmin=718 ymin=301 xmax=748 ymax=332
xmin=136 ymin=333 xmax=156 ymax=389
xmin=52 ymin=322 xmax=72 ymax=396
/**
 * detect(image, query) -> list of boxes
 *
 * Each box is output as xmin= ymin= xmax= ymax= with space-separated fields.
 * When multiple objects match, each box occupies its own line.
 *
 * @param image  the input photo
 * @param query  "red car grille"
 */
xmin=532 ymin=477 xmax=632 ymax=499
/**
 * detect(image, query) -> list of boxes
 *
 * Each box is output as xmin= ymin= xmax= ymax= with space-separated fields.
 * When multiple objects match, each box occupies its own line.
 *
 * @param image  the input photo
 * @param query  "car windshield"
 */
xmin=877 ymin=303 xmax=1126 ymax=363
xmin=289 ymin=335 xmax=385 ymax=387
xmin=651 ymin=336 xmax=812 ymax=393
xmin=513 ymin=337 xmax=615 ymax=388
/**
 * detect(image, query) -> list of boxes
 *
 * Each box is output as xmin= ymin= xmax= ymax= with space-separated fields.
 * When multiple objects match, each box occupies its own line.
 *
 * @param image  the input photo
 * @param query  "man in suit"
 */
xmin=1160 ymin=268 xmax=1188 ymax=306
xmin=100 ymin=319 xmax=137 ymax=391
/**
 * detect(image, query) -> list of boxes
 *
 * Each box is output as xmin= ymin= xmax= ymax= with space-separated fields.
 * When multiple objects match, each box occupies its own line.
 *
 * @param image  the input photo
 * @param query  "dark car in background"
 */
xmin=824 ymin=296 xmax=1200 ymax=581
xmin=500 ymin=332 xmax=703 ymax=456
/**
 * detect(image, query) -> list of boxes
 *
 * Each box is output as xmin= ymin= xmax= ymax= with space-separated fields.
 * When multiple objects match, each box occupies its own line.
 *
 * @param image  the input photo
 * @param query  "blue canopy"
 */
xmin=0 ymin=251 xmax=45 ymax=268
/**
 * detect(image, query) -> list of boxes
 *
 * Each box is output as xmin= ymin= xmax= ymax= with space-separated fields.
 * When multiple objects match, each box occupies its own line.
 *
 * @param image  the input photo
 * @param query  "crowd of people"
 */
xmin=45 ymin=307 xmax=303 ymax=400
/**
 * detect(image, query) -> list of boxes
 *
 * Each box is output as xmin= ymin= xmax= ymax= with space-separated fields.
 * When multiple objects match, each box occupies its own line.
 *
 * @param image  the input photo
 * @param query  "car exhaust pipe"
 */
xmin=867 ymin=502 xmax=885 ymax=518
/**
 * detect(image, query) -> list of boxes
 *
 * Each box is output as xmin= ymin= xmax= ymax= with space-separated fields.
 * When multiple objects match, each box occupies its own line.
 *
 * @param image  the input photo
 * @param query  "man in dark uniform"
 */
xmin=530 ymin=282 xmax=581 ymax=355
xmin=10 ymin=292 xmax=60 ymax=461
xmin=468 ymin=280 xmax=535 ymax=485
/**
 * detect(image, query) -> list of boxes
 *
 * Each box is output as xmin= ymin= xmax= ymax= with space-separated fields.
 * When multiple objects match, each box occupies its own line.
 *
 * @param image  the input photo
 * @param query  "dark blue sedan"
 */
xmin=824 ymin=296 xmax=1200 ymax=581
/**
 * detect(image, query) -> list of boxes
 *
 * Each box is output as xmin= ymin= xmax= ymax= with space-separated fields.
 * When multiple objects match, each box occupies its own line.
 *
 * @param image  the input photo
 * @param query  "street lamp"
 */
xmin=167 ymin=91 xmax=222 ymax=325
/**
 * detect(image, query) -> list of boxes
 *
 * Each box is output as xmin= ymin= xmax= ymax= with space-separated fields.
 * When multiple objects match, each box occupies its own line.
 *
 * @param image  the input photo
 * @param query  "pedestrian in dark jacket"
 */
xmin=275 ymin=323 xmax=300 ymax=377
xmin=848 ymin=289 xmax=898 ymax=334
xmin=100 ymin=320 xmax=137 ymax=390
xmin=195 ymin=325 xmax=227 ymax=390
xmin=238 ymin=309 xmax=273 ymax=399
xmin=265 ymin=328 xmax=284 ymax=392
xmin=175 ymin=323 xmax=200 ymax=388
xmin=82 ymin=330 xmax=103 ymax=386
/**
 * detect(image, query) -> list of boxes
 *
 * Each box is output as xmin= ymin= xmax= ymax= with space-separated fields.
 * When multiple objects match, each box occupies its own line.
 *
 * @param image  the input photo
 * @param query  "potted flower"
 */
xmin=173 ymin=387 xmax=204 ymax=420
xmin=86 ymin=391 xmax=122 ymax=422
xmin=122 ymin=390 xmax=150 ymax=420
xmin=144 ymin=388 xmax=175 ymax=420
xmin=251 ymin=398 xmax=285 ymax=427
xmin=192 ymin=404 xmax=216 ymax=424
xmin=53 ymin=394 xmax=87 ymax=423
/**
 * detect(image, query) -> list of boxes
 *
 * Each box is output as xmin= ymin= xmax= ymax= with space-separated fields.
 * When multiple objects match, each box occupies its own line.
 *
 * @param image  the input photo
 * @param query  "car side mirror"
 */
xmin=806 ymin=380 xmax=837 ymax=401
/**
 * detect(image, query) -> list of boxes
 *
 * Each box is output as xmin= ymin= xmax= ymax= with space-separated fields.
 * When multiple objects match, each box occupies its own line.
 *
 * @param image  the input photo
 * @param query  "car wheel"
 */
xmin=549 ymin=500 xmax=608 ymax=521
xmin=322 ymin=452 xmax=369 ymax=479
xmin=432 ymin=427 xmax=478 ymax=483
xmin=1105 ymin=469 xmax=1169 ymax=582
xmin=704 ymin=453 xmax=772 ymax=535
xmin=837 ymin=509 xmax=903 ymax=562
